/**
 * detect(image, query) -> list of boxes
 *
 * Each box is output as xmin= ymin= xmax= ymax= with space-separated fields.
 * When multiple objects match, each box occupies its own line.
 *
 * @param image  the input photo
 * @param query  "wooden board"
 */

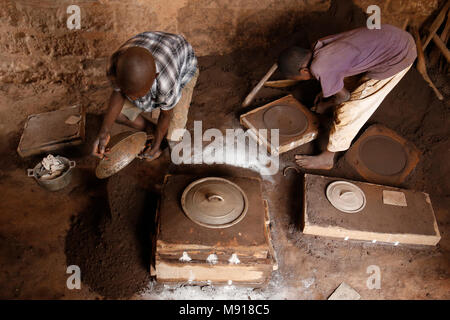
xmin=17 ymin=105 xmax=85 ymax=157
xmin=155 ymin=258 xmax=274 ymax=286
xmin=303 ymin=174 xmax=441 ymax=246
xmin=345 ymin=124 xmax=420 ymax=186
xmin=240 ymin=95 xmax=319 ymax=156
xmin=156 ymin=175 xmax=269 ymax=260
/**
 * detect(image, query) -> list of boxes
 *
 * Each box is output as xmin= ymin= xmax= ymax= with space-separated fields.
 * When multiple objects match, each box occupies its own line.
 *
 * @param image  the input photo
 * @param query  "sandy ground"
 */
xmin=0 ymin=47 xmax=449 ymax=299
xmin=1 ymin=1 xmax=449 ymax=299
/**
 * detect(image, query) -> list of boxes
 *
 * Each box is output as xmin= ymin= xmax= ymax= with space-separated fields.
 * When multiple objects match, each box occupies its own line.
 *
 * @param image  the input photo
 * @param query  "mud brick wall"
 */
xmin=0 ymin=0 xmax=438 ymax=136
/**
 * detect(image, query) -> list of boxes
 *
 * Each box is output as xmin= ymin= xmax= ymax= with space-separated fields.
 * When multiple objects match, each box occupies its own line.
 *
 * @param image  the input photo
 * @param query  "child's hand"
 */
xmin=92 ymin=131 xmax=111 ymax=159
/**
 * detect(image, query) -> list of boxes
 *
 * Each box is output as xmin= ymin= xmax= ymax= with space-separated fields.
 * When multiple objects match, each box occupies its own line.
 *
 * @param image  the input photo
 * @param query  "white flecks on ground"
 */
xmin=139 ymin=273 xmax=295 ymax=300
xmin=301 ymin=277 xmax=315 ymax=289
xmin=171 ymin=125 xmax=278 ymax=181
xmin=228 ymin=253 xmax=240 ymax=264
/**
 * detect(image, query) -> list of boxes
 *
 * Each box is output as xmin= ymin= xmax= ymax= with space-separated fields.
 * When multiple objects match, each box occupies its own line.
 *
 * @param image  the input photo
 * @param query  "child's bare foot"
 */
xmin=295 ymin=151 xmax=335 ymax=170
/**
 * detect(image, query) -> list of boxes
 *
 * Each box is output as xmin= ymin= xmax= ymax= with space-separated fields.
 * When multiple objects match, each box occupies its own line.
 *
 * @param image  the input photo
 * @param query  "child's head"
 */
xmin=278 ymin=46 xmax=313 ymax=81
xmin=116 ymin=47 xmax=156 ymax=100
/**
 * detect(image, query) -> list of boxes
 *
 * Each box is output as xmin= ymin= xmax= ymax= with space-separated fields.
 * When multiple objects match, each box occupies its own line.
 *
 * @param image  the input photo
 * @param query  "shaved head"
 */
xmin=278 ymin=46 xmax=311 ymax=77
xmin=116 ymin=47 xmax=156 ymax=97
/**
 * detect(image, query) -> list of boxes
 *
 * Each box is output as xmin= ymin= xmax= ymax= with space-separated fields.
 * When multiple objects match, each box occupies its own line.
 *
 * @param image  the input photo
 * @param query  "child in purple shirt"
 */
xmin=278 ymin=24 xmax=416 ymax=170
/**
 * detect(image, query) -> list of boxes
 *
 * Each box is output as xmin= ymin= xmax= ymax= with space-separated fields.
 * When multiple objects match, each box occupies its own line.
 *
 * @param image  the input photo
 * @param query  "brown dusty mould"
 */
xmin=240 ymin=95 xmax=319 ymax=155
xmin=345 ymin=124 xmax=421 ymax=186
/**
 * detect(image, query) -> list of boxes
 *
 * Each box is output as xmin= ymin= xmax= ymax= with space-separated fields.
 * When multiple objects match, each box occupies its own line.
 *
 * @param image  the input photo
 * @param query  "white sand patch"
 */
xmin=139 ymin=273 xmax=292 ymax=300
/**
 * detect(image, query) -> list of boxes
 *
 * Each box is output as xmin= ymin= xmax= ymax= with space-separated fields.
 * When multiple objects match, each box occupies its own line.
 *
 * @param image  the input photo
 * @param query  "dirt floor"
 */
xmin=1 ymin=3 xmax=449 ymax=300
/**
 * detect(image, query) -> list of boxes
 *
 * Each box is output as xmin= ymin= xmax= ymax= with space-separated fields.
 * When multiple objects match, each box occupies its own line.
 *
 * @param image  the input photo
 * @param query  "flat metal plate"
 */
xmin=359 ymin=135 xmax=407 ymax=176
xmin=17 ymin=105 xmax=85 ymax=157
xmin=95 ymin=131 xmax=147 ymax=179
xmin=181 ymin=177 xmax=249 ymax=228
xmin=263 ymin=104 xmax=308 ymax=136
xmin=326 ymin=181 xmax=366 ymax=213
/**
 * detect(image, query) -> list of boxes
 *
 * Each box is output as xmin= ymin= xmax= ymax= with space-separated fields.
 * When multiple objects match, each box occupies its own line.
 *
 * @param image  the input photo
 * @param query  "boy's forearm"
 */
xmin=153 ymin=109 xmax=172 ymax=148
xmin=100 ymin=91 xmax=125 ymax=134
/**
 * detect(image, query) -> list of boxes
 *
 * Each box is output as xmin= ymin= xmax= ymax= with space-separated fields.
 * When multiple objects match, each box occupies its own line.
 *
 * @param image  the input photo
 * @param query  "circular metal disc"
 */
xmin=359 ymin=135 xmax=407 ymax=176
xmin=181 ymin=177 xmax=248 ymax=228
xmin=95 ymin=131 xmax=147 ymax=179
xmin=263 ymin=104 xmax=308 ymax=136
xmin=326 ymin=181 xmax=366 ymax=213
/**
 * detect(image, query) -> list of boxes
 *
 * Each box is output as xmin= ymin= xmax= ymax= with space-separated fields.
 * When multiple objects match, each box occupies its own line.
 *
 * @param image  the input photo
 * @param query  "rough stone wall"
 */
xmin=0 ymin=0 xmax=439 ymax=136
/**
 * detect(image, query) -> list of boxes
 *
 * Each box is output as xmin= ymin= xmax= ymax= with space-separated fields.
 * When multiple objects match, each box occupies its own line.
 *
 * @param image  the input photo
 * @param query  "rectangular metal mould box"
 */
xmin=303 ymin=174 xmax=441 ymax=246
xmin=17 ymin=105 xmax=86 ymax=157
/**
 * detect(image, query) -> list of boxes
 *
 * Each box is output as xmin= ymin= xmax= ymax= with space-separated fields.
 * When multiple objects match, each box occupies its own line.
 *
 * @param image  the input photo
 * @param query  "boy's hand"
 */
xmin=137 ymin=145 xmax=162 ymax=162
xmin=313 ymin=92 xmax=323 ymax=107
xmin=92 ymin=131 xmax=111 ymax=159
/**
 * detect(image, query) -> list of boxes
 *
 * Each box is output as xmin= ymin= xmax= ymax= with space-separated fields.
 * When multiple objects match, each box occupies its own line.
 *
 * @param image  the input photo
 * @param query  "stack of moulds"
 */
xmin=153 ymin=174 xmax=277 ymax=287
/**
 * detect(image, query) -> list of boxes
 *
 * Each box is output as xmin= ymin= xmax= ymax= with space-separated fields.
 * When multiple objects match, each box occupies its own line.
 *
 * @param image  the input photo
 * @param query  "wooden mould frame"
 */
xmin=240 ymin=94 xmax=319 ymax=156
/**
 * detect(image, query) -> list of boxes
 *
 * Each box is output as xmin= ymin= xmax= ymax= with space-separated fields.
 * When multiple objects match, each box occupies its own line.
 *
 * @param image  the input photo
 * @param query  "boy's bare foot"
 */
xmin=295 ymin=151 xmax=335 ymax=170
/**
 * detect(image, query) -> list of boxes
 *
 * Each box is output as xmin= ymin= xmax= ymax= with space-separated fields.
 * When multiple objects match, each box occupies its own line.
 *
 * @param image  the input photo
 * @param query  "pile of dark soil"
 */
xmin=65 ymin=167 xmax=157 ymax=299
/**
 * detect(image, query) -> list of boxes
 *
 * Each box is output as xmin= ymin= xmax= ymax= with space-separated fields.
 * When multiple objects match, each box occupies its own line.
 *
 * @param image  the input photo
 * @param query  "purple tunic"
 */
xmin=310 ymin=24 xmax=417 ymax=98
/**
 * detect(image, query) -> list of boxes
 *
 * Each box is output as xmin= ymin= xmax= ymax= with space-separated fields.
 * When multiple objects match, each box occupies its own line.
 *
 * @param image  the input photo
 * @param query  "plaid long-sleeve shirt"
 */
xmin=107 ymin=31 xmax=198 ymax=111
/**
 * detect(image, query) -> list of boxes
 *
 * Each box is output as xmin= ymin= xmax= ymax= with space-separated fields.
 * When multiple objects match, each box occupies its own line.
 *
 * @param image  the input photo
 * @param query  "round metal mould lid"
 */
xmin=358 ymin=135 xmax=407 ymax=176
xmin=263 ymin=104 xmax=308 ymax=136
xmin=95 ymin=131 xmax=147 ymax=179
xmin=181 ymin=177 xmax=249 ymax=228
xmin=326 ymin=181 xmax=366 ymax=213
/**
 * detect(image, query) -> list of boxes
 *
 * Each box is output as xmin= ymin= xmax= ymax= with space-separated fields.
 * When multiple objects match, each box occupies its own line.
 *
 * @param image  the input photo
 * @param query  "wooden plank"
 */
xmin=155 ymin=258 xmax=274 ymax=285
xmin=303 ymin=174 xmax=441 ymax=246
xmin=264 ymin=79 xmax=300 ymax=88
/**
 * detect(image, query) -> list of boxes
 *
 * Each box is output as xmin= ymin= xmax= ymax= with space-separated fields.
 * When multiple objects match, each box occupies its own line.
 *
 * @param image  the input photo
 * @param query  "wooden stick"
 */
xmin=242 ymin=63 xmax=278 ymax=107
xmin=432 ymin=33 xmax=450 ymax=62
xmin=402 ymin=17 xmax=409 ymax=31
xmin=413 ymin=28 xmax=444 ymax=100
xmin=264 ymin=79 xmax=300 ymax=88
xmin=423 ymin=0 xmax=450 ymax=50
xmin=441 ymin=11 xmax=450 ymax=40
xmin=429 ymin=11 xmax=450 ymax=66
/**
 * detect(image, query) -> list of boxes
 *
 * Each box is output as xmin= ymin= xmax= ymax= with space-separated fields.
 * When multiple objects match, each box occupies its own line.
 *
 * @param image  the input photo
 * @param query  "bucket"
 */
xmin=27 ymin=156 xmax=76 ymax=191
